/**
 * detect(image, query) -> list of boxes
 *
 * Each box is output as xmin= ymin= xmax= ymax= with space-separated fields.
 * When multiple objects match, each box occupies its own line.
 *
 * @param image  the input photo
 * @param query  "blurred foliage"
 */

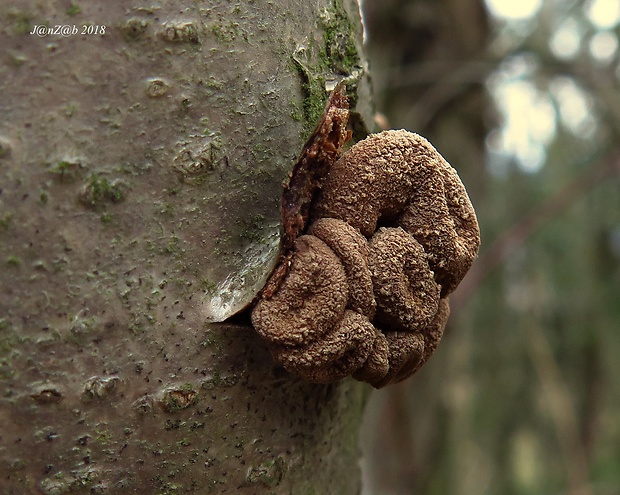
xmin=360 ymin=1 xmax=620 ymax=494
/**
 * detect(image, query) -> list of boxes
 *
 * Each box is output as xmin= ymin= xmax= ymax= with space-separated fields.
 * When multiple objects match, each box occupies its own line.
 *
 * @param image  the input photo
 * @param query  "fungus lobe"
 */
xmin=250 ymin=85 xmax=480 ymax=388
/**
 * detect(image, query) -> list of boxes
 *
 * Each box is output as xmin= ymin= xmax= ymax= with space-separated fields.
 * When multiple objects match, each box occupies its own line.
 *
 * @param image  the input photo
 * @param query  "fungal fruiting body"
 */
xmin=252 ymin=127 xmax=480 ymax=388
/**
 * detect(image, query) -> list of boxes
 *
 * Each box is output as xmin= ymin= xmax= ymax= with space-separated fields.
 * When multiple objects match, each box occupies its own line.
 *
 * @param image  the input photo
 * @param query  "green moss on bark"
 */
xmin=292 ymin=0 xmax=363 ymax=134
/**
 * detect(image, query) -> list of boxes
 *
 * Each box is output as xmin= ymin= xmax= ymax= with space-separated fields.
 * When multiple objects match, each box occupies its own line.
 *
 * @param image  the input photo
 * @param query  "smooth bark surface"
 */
xmin=0 ymin=1 xmax=371 ymax=493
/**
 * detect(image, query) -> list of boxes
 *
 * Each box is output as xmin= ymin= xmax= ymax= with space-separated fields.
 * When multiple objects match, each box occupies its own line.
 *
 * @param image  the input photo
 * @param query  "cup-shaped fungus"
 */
xmin=308 ymin=218 xmax=376 ymax=319
xmin=251 ymin=128 xmax=480 ymax=388
xmin=314 ymin=130 xmax=479 ymax=296
xmin=367 ymin=226 xmax=440 ymax=333
xmin=251 ymin=234 xmax=348 ymax=347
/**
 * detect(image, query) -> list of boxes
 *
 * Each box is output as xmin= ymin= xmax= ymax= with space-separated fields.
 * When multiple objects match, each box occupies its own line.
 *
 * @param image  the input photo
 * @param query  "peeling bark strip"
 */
xmin=281 ymin=81 xmax=350 ymax=252
xmin=252 ymin=98 xmax=481 ymax=387
xmin=260 ymin=81 xmax=351 ymax=300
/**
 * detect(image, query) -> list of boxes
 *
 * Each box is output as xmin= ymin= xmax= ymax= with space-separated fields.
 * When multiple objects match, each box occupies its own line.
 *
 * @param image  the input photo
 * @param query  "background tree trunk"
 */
xmin=0 ymin=1 xmax=372 ymax=493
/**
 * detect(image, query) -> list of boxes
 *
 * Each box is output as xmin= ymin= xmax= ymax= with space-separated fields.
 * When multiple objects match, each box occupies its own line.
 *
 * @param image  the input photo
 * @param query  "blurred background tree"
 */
xmin=359 ymin=0 xmax=620 ymax=494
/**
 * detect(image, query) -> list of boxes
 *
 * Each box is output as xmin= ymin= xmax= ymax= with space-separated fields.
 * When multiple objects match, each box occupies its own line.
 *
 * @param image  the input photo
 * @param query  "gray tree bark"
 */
xmin=0 ymin=1 xmax=372 ymax=493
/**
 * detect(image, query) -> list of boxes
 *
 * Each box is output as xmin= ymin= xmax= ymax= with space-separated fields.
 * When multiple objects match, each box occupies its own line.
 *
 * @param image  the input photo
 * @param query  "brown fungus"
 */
xmin=351 ymin=332 xmax=390 ymax=385
xmin=270 ymin=310 xmax=379 ymax=384
xmin=249 ymin=88 xmax=479 ymax=388
xmin=368 ymin=226 xmax=440 ymax=333
xmin=398 ymin=163 xmax=480 ymax=295
xmin=417 ymin=297 xmax=451 ymax=370
xmin=251 ymin=234 xmax=348 ymax=347
xmin=376 ymin=331 xmax=425 ymax=388
xmin=308 ymin=218 xmax=376 ymax=319
xmin=314 ymin=129 xmax=480 ymax=296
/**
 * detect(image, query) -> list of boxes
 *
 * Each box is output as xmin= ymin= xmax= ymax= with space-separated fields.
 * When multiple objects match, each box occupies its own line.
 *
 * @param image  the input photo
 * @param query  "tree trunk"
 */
xmin=0 ymin=1 xmax=371 ymax=493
